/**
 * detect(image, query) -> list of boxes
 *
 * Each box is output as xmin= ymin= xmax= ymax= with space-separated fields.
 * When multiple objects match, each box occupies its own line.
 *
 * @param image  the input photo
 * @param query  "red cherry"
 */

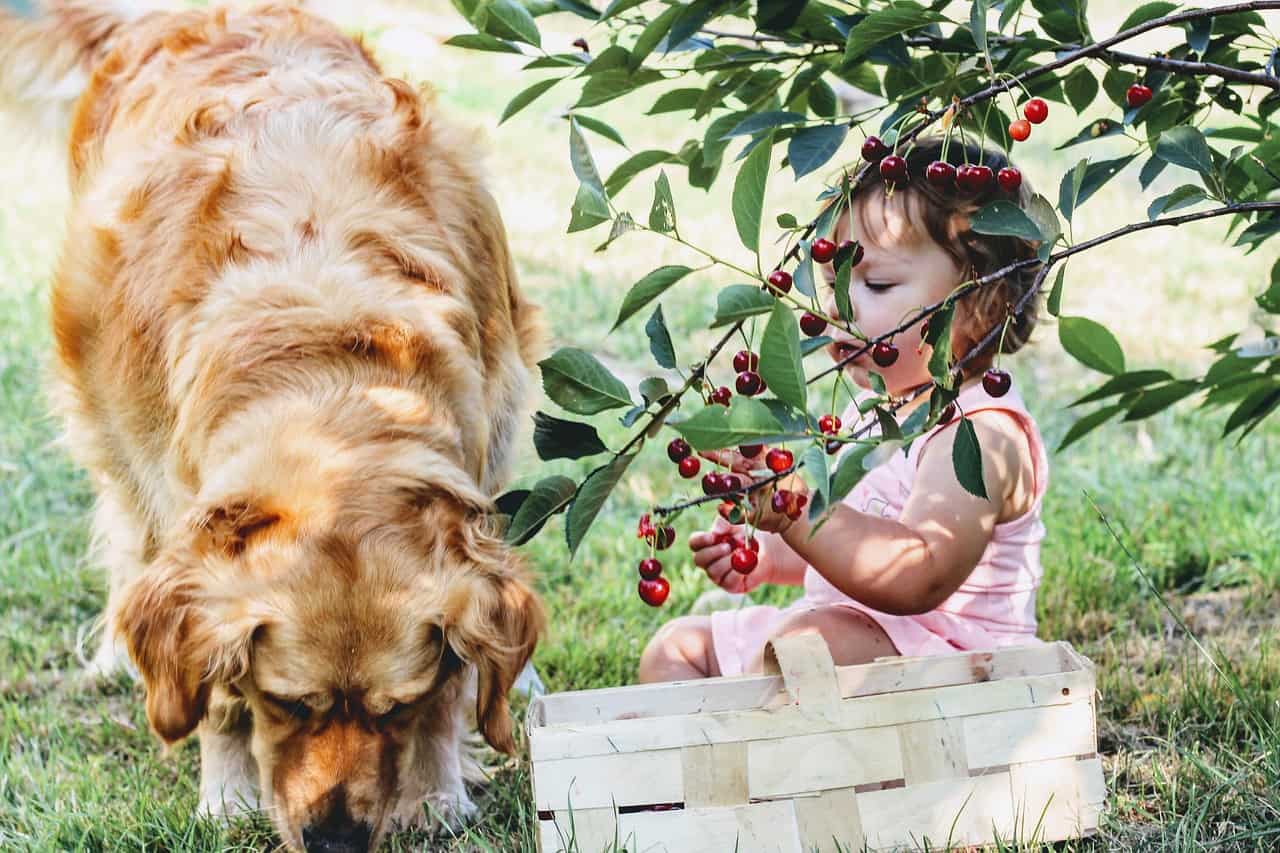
xmin=638 ymin=576 xmax=670 ymax=607
xmin=1126 ymin=83 xmax=1153 ymax=108
xmin=983 ymin=368 xmax=1012 ymax=397
xmin=861 ymin=135 xmax=889 ymax=162
xmin=701 ymin=472 xmax=722 ymax=495
xmin=638 ymin=557 xmax=662 ymax=580
xmin=840 ymin=240 xmax=865 ymax=267
xmin=925 ymin=160 xmax=956 ymax=188
xmin=733 ymin=535 xmax=760 ymax=553
xmin=739 ymin=444 xmax=763 ymax=458
xmin=720 ymin=473 xmax=742 ymax=494
xmin=957 ymin=164 xmax=993 ymax=193
xmin=766 ymin=270 xmax=793 ymax=294
xmin=939 ymin=402 xmax=957 ymax=423
xmin=636 ymin=513 xmax=656 ymax=540
xmin=818 ymin=414 xmax=842 ymax=435
xmin=771 ymin=489 xmax=791 ymax=514
xmin=800 ymin=312 xmax=828 ymax=337
xmin=735 ymin=371 xmax=763 ymax=396
xmin=667 ymin=437 xmax=691 ymax=463
xmin=765 ymin=448 xmax=794 ymax=473
xmin=872 ymin=341 xmax=899 ymax=367
xmin=825 ymin=438 xmax=842 ymax=455
xmin=650 ymin=526 xmax=676 ymax=550
xmin=572 ymin=37 xmax=590 ymax=53
xmin=1023 ymin=98 xmax=1048 ymax=124
xmin=879 ymin=154 xmax=908 ymax=183
xmin=730 ymin=547 xmax=758 ymax=574
xmin=678 ymin=455 xmax=701 ymax=478
xmin=732 ymin=350 xmax=759 ymax=374
xmin=1009 ymin=119 xmax=1031 ymax=142
xmin=997 ymin=167 xmax=1023 ymax=193
xmin=810 ymin=238 xmax=837 ymax=264
xmin=710 ymin=386 xmax=732 ymax=406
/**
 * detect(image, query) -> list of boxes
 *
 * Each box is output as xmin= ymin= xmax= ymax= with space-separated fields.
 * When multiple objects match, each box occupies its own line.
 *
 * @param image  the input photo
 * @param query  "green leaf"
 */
xmin=567 ymin=183 xmax=610 ymax=232
xmin=595 ymin=211 xmax=636 ymax=253
xmin=612 ymin=265 xmax=694 ymax=331
xmin=648 ymin=88 xmax=702 ymax=115
xmin=575 ymin=68 xmax=662 ymax=109
xmin=970 ymin=201 xmax=1044 ymax=242
xmin=970 ymin=0 xmax=989 ymax=52
xmin=1046 ymin=266 xmax=1066 ymax=317
xmin=540 ymin=347 xmax=633 ymax=414
xmin=532 ymin=411 xmax=608 ymax=461
xmin=1123 ymin=380 xmax=1201 ymax=421
xmin=1058 ymin=404 xmax=1125 ymax=452
xmin=998 ymin=0 xmax=1027 ymax=31
xmin=844 ymin=2 xmax=948 ymax=64
xmin=1070 ymin=369 xmax=1175 ymax=406
xmin=551 ymin=0 xmax=600 ymax=20
xmin=605 ymin=150 xmax=676 ymax=196
xmin=723 ymin=111 xmax=807 ymax=139
xmin=800 ymin=443 xmax=830 ymax=521
xmin=638 ymin=376 xmax=669 ymax=405
xmin=1119 ymin=2 xmax=1178 ymax=31
xmin=927 ymin=302 xmax=956 ymax=386
xmin=505 ymin=475 xmax=577 ymax=546
xmin=1054 ymin=118 xmax=1123 ymax=151
xmin=645 ymin=305 xmax=677 ymax=370
xmin=1059 ymin=156 xmax=1136 ymax=222
xmin=757 ymin=0 xmax=809 ymax=31
xmin=1063 ymin=66 xmax=1098 ymax=113
xmin=570 ymin=114 xmax=626 ymax=148
xmin=759 ymin=300 xmax=807 ymax=412
xmin=565 ymin=453 xmax=636 ymax=558
xmin=648 ymin=170 xmax=677 ymax=234
xmin=485 ymin=0 xmax=541 ymax=47
xmin=1257 ymin=259 xmax=1280 ymax=313
xmin=672 ymin=396 xmax=790 ymax=450
xmin=829 ymin=443 xmax=875 ymax=502
xmin=444 ymin=33 xmax=524 ymax=54
xmin=834 ymin=243 xmax=855 ymax=333
xmin=1059 ymin=316 xmax=1126 ymax=376
xmin=629 ymin=3 xmax=681 ymax=70
xmin=731 ymin=130 xmax=773 ymax=254
xmin=500 ymin=77 xmax=561 ymax=124
xmin=1155 ymin=126 xmax=1215 ymax=177
xmin=1147 ymin=184 xmax=1207 ymax=221
xmin=569 ymin=116 xmax=605 ymax=194
xmin=788 ymin=124 xmax=848 ymax=180
xmin=711 ymin=284 xmax=774 ymax=327
xmin=601 ymin=0 xmax=646 ymax=19
xmin=952 ymin=417 xmax=988 ymax=500
xmin=1223 ymin=386 xmax=1280 ymax=438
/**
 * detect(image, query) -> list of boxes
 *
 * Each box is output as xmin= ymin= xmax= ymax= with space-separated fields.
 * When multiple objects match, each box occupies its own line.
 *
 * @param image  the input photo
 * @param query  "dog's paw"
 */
xmin=389 ymin=789 xmax=478 ymax=833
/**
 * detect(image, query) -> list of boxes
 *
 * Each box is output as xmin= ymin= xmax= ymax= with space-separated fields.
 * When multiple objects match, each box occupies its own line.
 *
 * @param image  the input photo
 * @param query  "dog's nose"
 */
xmin=301 ymin=822 xmax=372 ymax=853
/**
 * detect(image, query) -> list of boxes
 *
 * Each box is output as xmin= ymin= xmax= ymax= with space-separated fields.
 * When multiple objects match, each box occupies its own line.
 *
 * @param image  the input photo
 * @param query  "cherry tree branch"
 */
xmin=1098 ymin=48 xmax=1280 ymax=90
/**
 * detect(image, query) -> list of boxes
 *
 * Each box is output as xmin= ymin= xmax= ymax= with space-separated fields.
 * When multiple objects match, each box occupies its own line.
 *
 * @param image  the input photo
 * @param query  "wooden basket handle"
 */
xmin=762 ymin=633 xmax=842 ymax=712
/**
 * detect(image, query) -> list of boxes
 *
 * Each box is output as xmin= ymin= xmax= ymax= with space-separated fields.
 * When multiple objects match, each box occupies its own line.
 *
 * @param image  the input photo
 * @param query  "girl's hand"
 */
xmin=698 ymin=448 xmax=810 ymax=535
xmin=688 ymin=517 xmax=774 ymax=594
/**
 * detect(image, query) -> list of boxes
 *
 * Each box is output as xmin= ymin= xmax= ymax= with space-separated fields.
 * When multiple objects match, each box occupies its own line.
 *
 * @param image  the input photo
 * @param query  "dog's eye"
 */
xmin=263 ymin=693 xmax=312 ymax=721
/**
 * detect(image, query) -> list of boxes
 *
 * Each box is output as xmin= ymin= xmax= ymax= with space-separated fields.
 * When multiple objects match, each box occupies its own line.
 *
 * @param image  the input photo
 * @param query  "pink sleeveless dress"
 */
xmin=709 ymin=377 xmax=1050 ymax=677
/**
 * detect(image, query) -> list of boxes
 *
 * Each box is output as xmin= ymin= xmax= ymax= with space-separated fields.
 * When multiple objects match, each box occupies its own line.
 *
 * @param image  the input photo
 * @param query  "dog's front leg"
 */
xmin=197 ymin=690 xmax=259 ymax=819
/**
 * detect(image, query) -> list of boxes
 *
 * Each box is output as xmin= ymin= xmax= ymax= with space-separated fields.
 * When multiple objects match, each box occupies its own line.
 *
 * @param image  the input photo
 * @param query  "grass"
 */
xmin=2 ymin=1 xmax=1279 ymax=850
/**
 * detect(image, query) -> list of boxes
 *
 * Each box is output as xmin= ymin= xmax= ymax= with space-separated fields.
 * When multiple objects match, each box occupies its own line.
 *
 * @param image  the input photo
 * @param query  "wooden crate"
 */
xmin=527 ymin=635 xmax=1106 ymax=852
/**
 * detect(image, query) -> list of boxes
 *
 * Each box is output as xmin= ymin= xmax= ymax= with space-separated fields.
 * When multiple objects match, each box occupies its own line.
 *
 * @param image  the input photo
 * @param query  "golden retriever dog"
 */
xmin=0 ymin=2 xmax=548 ymax=849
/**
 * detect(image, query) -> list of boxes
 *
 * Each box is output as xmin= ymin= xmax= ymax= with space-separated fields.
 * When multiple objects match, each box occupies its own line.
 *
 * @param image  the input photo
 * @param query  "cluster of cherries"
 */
xmin=635 ymin=512 xmax=675 ymax=606
xmin=862 ymin=129 xmax=1026 ymax=194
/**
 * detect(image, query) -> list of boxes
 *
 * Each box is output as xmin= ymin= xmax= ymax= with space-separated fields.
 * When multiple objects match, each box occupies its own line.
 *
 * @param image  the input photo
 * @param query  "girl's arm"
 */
xmin=778 ymin=411 xmax=1033 ymax=615
xmin=757 ymin=529 xmax=809 ymax=585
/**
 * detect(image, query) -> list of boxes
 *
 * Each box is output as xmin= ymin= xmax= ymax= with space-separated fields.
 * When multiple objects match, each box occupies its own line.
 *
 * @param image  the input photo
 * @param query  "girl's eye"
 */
xmin=865 ymin=281 xmax=896 ymax=292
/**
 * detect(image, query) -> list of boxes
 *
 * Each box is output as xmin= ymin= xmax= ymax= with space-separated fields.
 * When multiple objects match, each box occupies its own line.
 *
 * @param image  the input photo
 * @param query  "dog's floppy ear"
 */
xmin=114 ymin=499 xmax=273 ymax=744
xmin=440 ymin=518 xmax=545 ymax=755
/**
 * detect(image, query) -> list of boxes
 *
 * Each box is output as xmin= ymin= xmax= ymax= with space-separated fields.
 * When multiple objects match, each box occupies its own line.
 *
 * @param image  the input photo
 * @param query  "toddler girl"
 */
xmin=638 ymin=135 xmax=1049 ymax=681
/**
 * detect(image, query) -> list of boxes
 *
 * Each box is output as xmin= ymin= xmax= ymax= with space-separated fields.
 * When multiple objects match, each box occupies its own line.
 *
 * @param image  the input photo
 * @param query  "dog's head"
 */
xmin=113 ymin=483 xmax=543 ymax=850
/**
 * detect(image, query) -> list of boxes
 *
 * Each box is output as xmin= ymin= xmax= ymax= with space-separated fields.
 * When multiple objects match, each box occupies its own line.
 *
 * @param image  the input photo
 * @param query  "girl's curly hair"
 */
xmin=825 ymin=133 xmax=1044 ymax=381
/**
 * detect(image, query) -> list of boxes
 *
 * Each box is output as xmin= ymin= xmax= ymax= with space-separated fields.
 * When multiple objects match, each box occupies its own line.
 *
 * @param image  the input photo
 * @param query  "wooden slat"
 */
xmin=899 ymin=717 xmax=968 ymax=784
xmin=749 ymin=727 xmax=904 ymax=798
xmin=530 ymin=643 xmax=1071 ymax=729
xmin=1008 ymin=756 xmax=1106 ymax=840
xmin=537 ymin=806 xmax=620 ymax=853
xmin=858 ymin=771 xmax=1016 ymax=850
xmin=792 ymin=788 xmax=865 ymax=853
xmin=530 ymin=669 xmax=1092 ymax=762
xmin=538 ymin=801 xmax=804 ymax=853
xmin=763 ymin=633 xmax=842 ymax=712
xmin=682 ymin=742 xmax=748 ymax=807
xmin=533 ymin=748 xmax=684 ymax=811
xmin=964 ymin=701 xmax=1097 ymax=769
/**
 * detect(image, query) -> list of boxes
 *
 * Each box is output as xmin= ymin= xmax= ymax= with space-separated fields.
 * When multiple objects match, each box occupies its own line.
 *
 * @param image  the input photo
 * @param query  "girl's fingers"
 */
xmin=697 ymin=448 xmax=756 ymax=476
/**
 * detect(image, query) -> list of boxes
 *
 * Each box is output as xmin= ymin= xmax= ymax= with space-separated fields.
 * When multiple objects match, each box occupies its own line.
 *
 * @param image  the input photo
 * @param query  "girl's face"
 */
xmin=819 ymin=189 xmax=966 ymax=396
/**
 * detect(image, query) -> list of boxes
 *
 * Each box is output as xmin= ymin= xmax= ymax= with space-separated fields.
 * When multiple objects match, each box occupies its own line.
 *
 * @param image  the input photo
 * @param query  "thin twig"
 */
xmin=1100 ymin=48 xmax=1280 ymax=90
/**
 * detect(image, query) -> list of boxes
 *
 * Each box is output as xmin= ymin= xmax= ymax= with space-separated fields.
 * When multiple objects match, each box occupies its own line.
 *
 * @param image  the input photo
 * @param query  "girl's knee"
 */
xmin=639 ymin=615 xmax=718 ymax=680
xmin=772 ymin=606 xmax=896 ymax=664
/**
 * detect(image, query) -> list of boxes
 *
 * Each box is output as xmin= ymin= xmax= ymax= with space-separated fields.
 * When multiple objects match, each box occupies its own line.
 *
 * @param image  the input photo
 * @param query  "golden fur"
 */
xmin=1 ymin=2 xmax=548 ymax=849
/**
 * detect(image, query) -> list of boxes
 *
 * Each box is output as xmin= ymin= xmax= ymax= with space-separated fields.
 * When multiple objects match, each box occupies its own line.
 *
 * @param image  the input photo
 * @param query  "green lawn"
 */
xmin=2 ymin=2 xmax=1279 ymax=850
